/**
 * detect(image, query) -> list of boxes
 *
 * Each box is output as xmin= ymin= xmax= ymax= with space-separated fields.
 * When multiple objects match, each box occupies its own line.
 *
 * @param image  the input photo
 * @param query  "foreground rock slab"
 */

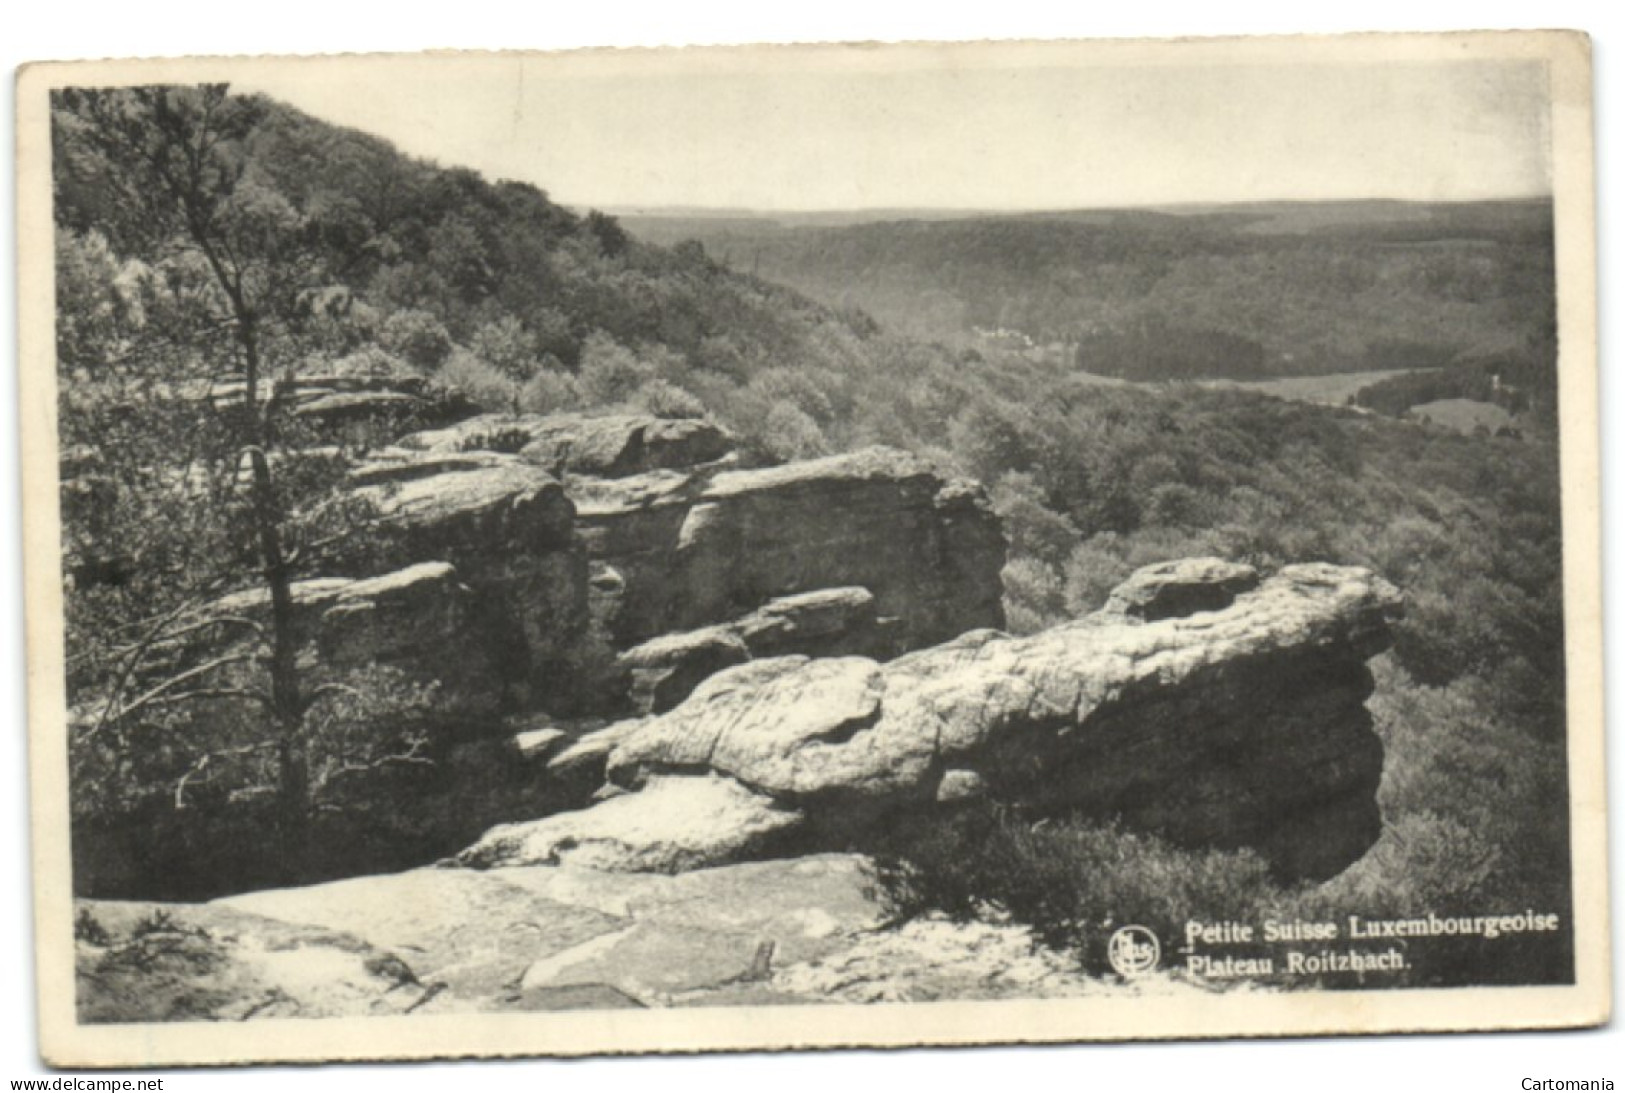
xmin=219 ymin=867 xmax=625 ymax=1000
xmin=79 ymin=852 xmax=1219 ymax=1019
xmin=74 ymin=900 xmax=447 ymax=1022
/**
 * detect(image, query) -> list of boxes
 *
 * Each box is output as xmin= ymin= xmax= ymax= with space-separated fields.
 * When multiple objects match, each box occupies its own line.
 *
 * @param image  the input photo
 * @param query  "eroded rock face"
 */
xmin=316 ymin=562 xmax=472 ymax=667
xmin=462 ymin=561 xmax=1402 ymax=881
xmin=320 ymin=442 xmax=995 ymax=717
xmin=197 ymin=561 xmax=499 ymax=714
xmin=674 ymin=448 xmax=1006 ymax=649
xmin=617 ymin=587 xmax=886 ymax=714
xmin=334 ymin=457 xmax=588 ymax=704
xmin=347 ymin=459 xmax=578 ymax=566
xmin=620 ymin=628 xmax=751 ymax=716
xmin=574 ymin=446 xmax=1005 ymax=653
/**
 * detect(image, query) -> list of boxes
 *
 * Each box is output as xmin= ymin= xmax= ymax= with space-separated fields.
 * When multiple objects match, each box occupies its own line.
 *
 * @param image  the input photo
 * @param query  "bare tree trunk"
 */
xmin=238 ymin=321 xmax=307 ymax=831
xmin=246 ymin=446 xmax=306 ymax=821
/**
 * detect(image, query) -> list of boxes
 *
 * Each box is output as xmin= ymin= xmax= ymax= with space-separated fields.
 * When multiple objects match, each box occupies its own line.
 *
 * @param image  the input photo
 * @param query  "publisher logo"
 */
xmin=1107 ymin=925 xmax=1161 ymax=977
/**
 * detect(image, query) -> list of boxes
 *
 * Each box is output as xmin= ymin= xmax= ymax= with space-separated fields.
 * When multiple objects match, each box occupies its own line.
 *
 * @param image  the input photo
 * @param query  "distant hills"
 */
xmin=619 ymin=197 xmax=1555 ymax=380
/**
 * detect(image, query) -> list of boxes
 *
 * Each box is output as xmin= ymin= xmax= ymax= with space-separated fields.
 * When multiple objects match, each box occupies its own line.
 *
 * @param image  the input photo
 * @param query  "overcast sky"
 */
xmin=237 ymin=45 xmax=1551 ymax=212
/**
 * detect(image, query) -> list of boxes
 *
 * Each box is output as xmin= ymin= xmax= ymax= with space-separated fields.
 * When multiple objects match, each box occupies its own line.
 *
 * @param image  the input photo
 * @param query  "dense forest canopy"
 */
xmin=54 ymin=85 xmax=1571 ymax=984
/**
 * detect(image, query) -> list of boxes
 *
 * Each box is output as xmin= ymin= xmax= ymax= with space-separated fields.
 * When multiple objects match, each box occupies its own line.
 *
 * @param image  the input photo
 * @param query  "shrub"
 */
xmin=746 ymin=367 xmax=837 ymax=424
xmin=456 ymin=426 xmax=533 ymax=455
xmin=635 ymin=379 xmax=707 ymax=420
xmin=379 ymin=308 xmax=454 ymax=370
xmin=1063 ymin=537 xmax=1133 ymax=615
xmin=1001 ymin=556 xmax=1066 ymax=635
xmin=990 ymin=472 xmax=1082 ymax=568
xmin=469 ymin=316 xmax=541 ymax=380
xmin=517 ymin=368 xmax=582 ymax=415
xmin=435 ymin=349 xmax=518 ymax=412
xmin=326 ymin=344 xmax=413 ymax=380
xmin=1146 ymin=481 xmax=1208 ymax=526
xmin=868 ymin=807 xmax=1279 ymax=977
xmin=733 ymin=400 xmax=829 ymax=464
xmin=577 ymin=333 xmax=655 ymax=406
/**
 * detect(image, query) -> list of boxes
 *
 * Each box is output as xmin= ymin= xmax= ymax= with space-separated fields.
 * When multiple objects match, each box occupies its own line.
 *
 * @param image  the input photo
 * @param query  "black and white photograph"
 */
xmin=10 ymin=24 xmax=1609 ymax=1070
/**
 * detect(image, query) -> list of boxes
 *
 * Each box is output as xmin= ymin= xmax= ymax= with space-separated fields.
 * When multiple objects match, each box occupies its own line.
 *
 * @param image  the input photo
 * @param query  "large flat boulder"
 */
xmin=348 ymin=459 xmax=578 ymax=564
xmin=1102 ymin=556 xmax=1260 ymax=621
xmin=479 ymin=560 xmax=1400 ymax=880
xmin=456 ymin=774 xmax=804 ymax=873
xmin=619 ymin=627 xmax=751 ymax=715
xmin=78 ymin=851 xmax=1209 ymax=1015
xmin=79 ymin=853 xmax=920 ymax=1016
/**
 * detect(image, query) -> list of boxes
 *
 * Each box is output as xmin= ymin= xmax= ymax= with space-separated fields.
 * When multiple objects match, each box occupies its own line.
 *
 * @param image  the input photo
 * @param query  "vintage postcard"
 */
xmin=16 ymin=29 xmax=1606 ymax=1068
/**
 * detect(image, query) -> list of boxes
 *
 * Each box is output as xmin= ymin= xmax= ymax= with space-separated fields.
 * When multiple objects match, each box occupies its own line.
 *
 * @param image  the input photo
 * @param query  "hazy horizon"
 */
xmin=595 ymin=194 xmax=1554 ymax=217
xmin=233 ymin=47 xmax=1553 ymax=213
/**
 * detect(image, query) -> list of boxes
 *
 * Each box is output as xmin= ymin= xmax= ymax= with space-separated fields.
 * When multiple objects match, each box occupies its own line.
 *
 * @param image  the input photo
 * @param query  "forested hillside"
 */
xmin=622 ymin=202 xmax=1556 ymax=381
xmin=55 ymin=86 xmax=1571 ymax=985
xmin=53 ymin=90 xmax=876 ymax=422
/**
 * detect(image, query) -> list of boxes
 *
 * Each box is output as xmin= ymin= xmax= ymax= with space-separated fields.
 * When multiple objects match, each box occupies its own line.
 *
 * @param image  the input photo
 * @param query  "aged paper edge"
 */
xmin=14 ymin=28 xmax=1608 ymax=1069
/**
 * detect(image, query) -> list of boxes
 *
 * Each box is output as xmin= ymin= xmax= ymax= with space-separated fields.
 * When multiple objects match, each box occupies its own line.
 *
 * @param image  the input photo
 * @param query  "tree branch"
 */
xmin=112 ymin=651 xmax=259 ymax=724
xmin=174 ymin=739 xmax=278 ymax=809
xmin=312 ymin=739 xmax=433 ymax=797
xmin=139 ymin=686 xmax=273 ymax=711
xmin=300 ymin=682 xmax=365 ymax=716
xmin=92 ymin=598 xmax=210 ymax=738
xmin=135 ymin=614 xmax=266 ymax=653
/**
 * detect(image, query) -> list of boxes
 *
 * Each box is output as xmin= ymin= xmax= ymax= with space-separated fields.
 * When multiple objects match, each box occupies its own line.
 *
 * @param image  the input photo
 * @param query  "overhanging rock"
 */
xmin=459 ymin=560 xmax=1403 ymax=881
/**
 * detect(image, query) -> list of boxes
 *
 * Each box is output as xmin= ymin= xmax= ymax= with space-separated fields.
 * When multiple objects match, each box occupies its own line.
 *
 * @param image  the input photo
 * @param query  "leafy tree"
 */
xmin=468 ymin=315 xmax=540 ymax=380
xmin=378 ymin=307 xmax=453 ymax=370
xmin=58 ymin=85 xmax=354 ymax=832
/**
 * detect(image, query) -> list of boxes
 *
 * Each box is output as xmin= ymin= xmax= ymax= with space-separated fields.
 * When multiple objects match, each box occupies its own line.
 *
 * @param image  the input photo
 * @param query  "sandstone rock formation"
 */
xmin=1102 ymin=556 xmax=1260 ymax=621
xmin=198 ymin=561 xmax=498 ymax=715
xmin=618 ymin=587 xmax=885 ymax=714
xmin=400 ymin=411 xmax=735 ymax=478
xmin=334 ymin=456 xmax=588 ymax=704
xmin=460 ymin=560 xmax=1402 ymax=880
xmin=671 ymin=448 xmax=1006 ymax=648
xmin=211 ymin=373 xmax=473 ymax=444
xmin=72 ymin=547 xmax=1407 ymax=1019
xmin=574 ymin=445 xmax=1005 ymax=656
xmin=324 ymin=436 xmax=1001 ymax=717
